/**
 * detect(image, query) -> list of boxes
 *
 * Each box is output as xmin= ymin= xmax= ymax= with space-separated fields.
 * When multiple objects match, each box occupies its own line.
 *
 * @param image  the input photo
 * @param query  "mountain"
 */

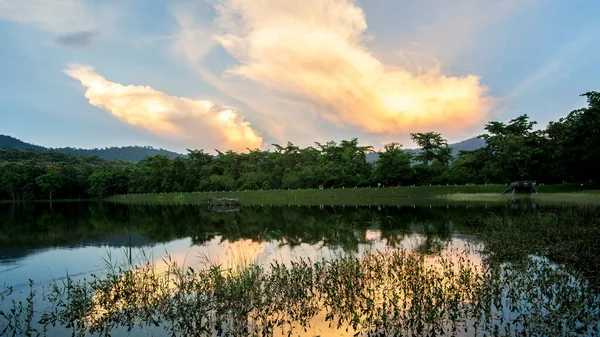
xmin=0 ymin=135 xmax=45 ymax=151
xmin=449 ymin=137 xmax=486 ymax=153
xmin=1 ymin=134 xmax=486 ymax=164
xmin=365 ymin=137 xmax=486 ymax=163
xmin=53 ymin=146 xmax=184 ymax=161
xmin=0 ymin=135 xmax=184 ymax=162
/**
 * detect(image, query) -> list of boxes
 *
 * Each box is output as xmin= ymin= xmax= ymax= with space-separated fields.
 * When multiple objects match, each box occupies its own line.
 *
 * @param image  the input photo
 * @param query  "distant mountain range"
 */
xmin=1 ymin=134 xmax=486 ymax=163
xmin=365 ymin=137 xmax=486 ymax=163
xmin=0 ymin=135 xmax=184 ymax=162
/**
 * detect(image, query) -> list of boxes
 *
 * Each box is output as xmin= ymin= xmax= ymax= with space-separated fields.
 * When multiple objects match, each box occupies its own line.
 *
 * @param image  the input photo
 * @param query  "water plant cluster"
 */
xmin=472 ymin=206 xmax=600 ymax=284
xmin=2 ymin=247 xmax=599 ymax=337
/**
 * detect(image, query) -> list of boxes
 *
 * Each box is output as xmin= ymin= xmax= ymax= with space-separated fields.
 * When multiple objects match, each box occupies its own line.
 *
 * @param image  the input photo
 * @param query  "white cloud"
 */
xmin=173 ymin=0 xmax=495 ymax=145
xmin=64 ymin=64 xmax=264 ymax=152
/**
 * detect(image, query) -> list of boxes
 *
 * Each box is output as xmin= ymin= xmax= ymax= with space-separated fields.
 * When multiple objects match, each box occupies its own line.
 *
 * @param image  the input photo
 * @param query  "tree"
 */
xmin=545 ymin=92 xmax=600 ymax=183
xmin=0 ymin=163 xmax=24 ymax=201
xmin=410 ymin=132 xmax=450 ymax=165
xmin=315 ymin=138 xmax=373 ymax=187
xmin=373 ymin=143 xmax=413 ymax=186
xmin=36 ymin=167 xmax=63 ymax=200
xmin=448 ymin=149 xmax=496 ymax=184
xmin=410 ymin=132 xmax=452 ymax=184
xmin=88 ymin=171 xmax=112 ymax=197
xmin=478 ymin=115 xmax=541 ymax=182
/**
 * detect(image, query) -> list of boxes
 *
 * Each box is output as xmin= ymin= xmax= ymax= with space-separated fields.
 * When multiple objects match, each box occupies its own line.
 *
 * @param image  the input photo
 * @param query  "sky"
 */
xmin=1 ymin=0 xmax=599 ymax=153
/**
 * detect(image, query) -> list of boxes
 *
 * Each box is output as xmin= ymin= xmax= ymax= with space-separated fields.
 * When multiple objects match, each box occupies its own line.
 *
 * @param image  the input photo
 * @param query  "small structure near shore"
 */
xmin=502 ymin=181 xmax=537 ymax=194
xmin=203 ymin=197 xmax=240 ymax=212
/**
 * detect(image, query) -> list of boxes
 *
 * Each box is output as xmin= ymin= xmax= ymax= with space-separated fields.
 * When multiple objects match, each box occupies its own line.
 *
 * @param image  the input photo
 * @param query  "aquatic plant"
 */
xmin=2 ymin=248 xmax=599 ymax=336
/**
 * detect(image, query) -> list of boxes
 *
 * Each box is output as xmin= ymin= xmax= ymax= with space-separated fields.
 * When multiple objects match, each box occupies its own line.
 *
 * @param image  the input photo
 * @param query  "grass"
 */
xmin=0 ymin=198 xmax=90 ymax=204
xmin=104 ymin=183 xmax=599 ymax=206
xmin=444 ymin=192 xmax=600 ymax=205
xmin=105 ymin=184 xmax=509 ymax=206
xmin=471 ymin=206 xmax=600 ymax=283
xmin=2 ymin=249 xmax=599 ymax=336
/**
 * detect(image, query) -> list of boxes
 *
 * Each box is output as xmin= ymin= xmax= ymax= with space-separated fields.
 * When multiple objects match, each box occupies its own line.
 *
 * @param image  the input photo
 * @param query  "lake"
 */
xmin=1 ymin=201 xmax=599 ymax=336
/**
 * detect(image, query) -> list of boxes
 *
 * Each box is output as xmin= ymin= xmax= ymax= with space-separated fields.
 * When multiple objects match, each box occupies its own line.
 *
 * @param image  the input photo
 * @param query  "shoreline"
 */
xmin=2 ymin=184 xmax=596 ymax=206
xmin=102 ymin=184 xmax=597 ymax=206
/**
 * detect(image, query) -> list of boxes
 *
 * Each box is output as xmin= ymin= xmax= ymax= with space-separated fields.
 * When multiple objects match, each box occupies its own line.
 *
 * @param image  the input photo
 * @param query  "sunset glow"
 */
xmin=64 ymin=64 xmax=264 ymax=151
xmin=205 ymin=0 xmax=492 ymax=135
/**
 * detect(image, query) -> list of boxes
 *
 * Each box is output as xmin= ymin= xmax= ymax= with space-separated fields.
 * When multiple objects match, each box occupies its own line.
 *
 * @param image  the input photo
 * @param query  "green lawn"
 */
xmin=104 ymin=183 xmax=596 ymax=206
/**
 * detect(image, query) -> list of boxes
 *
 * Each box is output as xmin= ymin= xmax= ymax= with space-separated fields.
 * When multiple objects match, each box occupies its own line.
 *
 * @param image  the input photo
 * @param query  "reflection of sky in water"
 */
xmin=0 ymin=230 xmax=482 ymax=291
xmin=0 ymin=208 xmax=485 ymax=337
xmin=1 ymin=203 xmax=596 ymax=336
xmin=0 ymin=230 xmax=562 ymax=337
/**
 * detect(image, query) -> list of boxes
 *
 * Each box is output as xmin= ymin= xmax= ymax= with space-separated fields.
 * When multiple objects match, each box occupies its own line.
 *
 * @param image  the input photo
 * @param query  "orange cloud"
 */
xmin=191 ymin=0 xmax=493 ymax=135
xmin=64 ymin=64 xmax=264 ymax=151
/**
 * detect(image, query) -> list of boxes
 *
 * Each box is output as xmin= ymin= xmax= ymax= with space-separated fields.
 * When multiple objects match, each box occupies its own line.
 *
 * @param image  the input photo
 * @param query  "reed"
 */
xmin=2 ymin=248 xmax=599 ymax=336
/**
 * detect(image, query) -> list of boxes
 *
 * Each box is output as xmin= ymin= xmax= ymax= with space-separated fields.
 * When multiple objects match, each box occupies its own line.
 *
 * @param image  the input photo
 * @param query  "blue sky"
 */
xmin=1 ymin=0 xmax=599 ymax=153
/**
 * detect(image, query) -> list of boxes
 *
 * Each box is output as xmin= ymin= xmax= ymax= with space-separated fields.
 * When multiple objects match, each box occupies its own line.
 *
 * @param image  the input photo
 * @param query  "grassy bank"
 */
xmin=445 ymin=192 xmax=600 ymax=205
xmin=105 ymin=184 xmax=506 ymax=206
xmin=104 ymin=183 xmax=594 ymax=206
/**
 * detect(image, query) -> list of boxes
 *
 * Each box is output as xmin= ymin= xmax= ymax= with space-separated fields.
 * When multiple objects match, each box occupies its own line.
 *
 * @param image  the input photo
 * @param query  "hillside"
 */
xmin=0 ymin=135 xmax=45 ymax=151
xmin=53 ymin=146 xmax=184 ymax=161
xmin=1 ymin=134 xmax=486 ymax=164
xmin=0 ymin=135 xmax=184 ymax=162
xmin=366 ymin=137 xmax=486 ymax=163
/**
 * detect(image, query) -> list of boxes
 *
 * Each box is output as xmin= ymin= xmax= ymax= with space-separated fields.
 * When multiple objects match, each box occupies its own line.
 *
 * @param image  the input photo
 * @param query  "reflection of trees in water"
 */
xmin=0 ymin=202 xmax=491 ymax=256
xmin=3 ymin=202 xmax=598 ymax=280
xmin=413 ymin=220 xmax=453 ymax=255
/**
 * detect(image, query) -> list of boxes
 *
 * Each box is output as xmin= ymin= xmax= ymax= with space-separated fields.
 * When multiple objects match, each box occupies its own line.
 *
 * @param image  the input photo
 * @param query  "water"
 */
xmin=0 ymin=202 xmax=485 ymax=289
xmin=1 ymin=202 xmax=598 ymax=336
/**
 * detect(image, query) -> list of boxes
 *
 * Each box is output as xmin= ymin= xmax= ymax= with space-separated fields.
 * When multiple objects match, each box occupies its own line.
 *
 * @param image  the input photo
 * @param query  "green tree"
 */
xmin=0 ymin=163 xmax=24 ymax=201
xmin=479 ymin=115 xmax=542 ymax=182
xmin=545 ymin=92 xmax=600 ymax=183
xmin=373 ymin=143 xmax=413 ymax=186
xmin=315 ymin=138 xmax=373 ymax=187
xmin=410 ymin=132 xmax=452 ymax=184
xmin=36 ymin=167 xmax=63 ymax=200
xmin=88 ymin=171 xmax=112 ymax=197
xmin=410 ymin=132 xmax=450 ymax=165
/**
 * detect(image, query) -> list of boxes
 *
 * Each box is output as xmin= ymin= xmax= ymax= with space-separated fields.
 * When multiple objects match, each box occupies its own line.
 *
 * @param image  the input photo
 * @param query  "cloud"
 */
xmin=64 ymin=64 xmax=264 ymax=152
xmin=0 ymin=0 xmax=120 ymax=47
xmin=174 ymin=0 xmax=494 ymax=140
xmin=0 ymin=0 xmax=95 ymax=32
xmin=55 ymin=30 xmax=98 ymax=47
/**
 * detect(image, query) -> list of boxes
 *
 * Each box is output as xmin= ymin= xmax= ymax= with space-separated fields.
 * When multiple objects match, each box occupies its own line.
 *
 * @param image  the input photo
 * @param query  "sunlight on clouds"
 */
xmin=180 ymin=0 xmax=493 ymax=135
xmin=64 ymin=64 xmax=264 ymax=151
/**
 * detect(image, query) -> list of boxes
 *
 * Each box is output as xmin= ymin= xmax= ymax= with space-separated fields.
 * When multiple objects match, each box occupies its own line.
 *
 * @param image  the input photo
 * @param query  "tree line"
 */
xmin=1 ymin=92 xmax=598 ymax=201
xmin=0 ymin=134 xmax=182 ymax=162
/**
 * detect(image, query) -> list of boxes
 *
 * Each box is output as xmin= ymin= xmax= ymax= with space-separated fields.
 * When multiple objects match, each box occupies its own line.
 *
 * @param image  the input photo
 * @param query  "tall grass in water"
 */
xmin=471 ymin=206 xmax=600 ymax=284
xmin=2 ymin=248 xmax=599 ymax=336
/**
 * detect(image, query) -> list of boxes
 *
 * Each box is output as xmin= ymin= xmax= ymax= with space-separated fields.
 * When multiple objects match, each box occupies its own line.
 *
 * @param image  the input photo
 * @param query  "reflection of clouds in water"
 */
xmin=365 ymin=229 xmax=382 ymax=241
xmin=136 ymin=231 xmax=483 ymax=275
xmin=63 ymin=232 xmax=488 ymax=337
xmin=137 ymin=237 xmax=267 ymax=274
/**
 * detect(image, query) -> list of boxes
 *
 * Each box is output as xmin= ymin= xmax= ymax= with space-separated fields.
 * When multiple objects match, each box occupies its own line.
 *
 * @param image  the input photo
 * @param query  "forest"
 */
xmin=0 ymin=92 xmax=598 ymax=201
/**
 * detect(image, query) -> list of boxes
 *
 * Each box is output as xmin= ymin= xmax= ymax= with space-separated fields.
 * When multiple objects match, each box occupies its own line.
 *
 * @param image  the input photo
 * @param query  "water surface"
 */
xmin=1 ymin=201 xmax=598 ymax=336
